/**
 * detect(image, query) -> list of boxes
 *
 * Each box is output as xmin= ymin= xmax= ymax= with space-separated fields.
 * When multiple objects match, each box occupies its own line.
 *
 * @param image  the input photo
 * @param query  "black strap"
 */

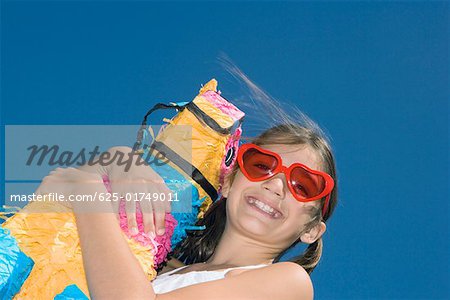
xmin=186 ymin=102 xmax=241 ymax=135
xmin=136 ymin=103 xmax=186 ymax=148
xmin=149 ymin=141 xmax=218 ymax=202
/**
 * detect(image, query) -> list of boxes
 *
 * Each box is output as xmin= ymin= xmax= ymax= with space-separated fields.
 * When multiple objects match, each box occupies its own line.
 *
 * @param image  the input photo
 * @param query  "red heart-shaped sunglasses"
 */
xmin=237 ymin=143 xmax=334 ymax=217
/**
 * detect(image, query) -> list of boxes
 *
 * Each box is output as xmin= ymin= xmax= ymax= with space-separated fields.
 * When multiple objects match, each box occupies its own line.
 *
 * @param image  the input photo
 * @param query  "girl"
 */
xmin=43 ymin=121 xmax=338 ymax=299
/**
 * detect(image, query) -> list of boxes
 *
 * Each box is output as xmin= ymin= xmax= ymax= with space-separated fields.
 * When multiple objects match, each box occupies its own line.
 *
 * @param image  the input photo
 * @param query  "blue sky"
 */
xmin=1 ymin=1 xmax=449 ymax=299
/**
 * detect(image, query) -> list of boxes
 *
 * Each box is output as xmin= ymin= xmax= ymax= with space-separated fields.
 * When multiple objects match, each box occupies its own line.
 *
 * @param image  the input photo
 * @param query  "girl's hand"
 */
xmin=35 ymin=167 xmax=109 ymax=212
xmin=106 ymin=147 xmax=172 ymax=237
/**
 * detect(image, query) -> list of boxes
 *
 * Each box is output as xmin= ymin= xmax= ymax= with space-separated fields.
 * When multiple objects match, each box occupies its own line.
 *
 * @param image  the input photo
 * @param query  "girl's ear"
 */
xmin=300 ymin=221 xmax=326 ymax=244
xmin=220 ymin=171 xmax=234 ymax=198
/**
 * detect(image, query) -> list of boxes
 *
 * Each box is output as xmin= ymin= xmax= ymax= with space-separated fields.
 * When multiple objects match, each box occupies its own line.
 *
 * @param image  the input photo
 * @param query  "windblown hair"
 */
xmin=173 ymin=56 xmax=338 ymax=274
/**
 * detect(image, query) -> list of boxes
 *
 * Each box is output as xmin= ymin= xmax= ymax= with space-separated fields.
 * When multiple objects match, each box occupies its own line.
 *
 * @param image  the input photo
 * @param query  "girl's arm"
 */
xmin=75 ymin=212 xmax=157 ymax=299
xmin=76 ymin=146 xmax=124 ymax=175
xmin=75 ymin=202 xmax=313 ymax=300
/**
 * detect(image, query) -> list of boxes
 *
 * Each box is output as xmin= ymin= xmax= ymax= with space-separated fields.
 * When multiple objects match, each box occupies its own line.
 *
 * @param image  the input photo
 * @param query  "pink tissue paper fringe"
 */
xmin=101 ymin=175 xmax=177 ymax=268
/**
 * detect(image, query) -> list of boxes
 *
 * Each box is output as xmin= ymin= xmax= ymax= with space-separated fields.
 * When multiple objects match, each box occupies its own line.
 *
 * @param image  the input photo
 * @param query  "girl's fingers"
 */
xmin=163 ymin=187 xmax=172 ymax=213
xmin=142 ymin=209 xmax=156 ymax=237
xmin=111 ymin=199 xmax=121 ymax=218
xmin=109 ymin=186 xmax=123 ymax=218
xmin=153 ymin=208 xmax=166 ymax=236
xmin=139 ymin=196 xmax=155 ymax=236
xmin=152 ymin=189 xmax=167 ymax=236
xmin=110 ymin=190 xmax=122 ymax=216
xmin=125 ymin=199 xmax=138 ymax=235
xmin=165 ymin=199 xmax=171 ymax=213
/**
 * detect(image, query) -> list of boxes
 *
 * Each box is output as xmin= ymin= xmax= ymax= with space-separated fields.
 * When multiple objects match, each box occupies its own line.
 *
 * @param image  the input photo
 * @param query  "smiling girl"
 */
xmin=173 ymin=123 xmax=337 ymax=278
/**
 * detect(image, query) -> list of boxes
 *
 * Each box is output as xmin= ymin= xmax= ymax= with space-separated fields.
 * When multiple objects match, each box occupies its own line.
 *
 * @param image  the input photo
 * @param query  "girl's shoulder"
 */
xmin=227 ymin=262 xmax=313 ymax=299
xmin=157 ymin=261 xmax=313 ymax=300
xmin=257 ymin=261 xmax=311 ymax=281
xmin=241 ymin=261 xmax=314 ymax=299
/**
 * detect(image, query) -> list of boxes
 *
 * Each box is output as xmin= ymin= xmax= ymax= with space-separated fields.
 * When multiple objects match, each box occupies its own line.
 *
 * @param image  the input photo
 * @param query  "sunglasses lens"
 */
xmin=240 ymin=145 xmax=331 ymax=202
xmin=290 ymin=167 xmax=326 ymax=199
xmin=242 ymin=148 xmax=278 ymax=179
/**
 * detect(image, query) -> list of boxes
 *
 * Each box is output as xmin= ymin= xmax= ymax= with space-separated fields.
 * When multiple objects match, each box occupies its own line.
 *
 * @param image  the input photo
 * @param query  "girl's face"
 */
xmin=224 ymin=144 xmax=326 ymax=248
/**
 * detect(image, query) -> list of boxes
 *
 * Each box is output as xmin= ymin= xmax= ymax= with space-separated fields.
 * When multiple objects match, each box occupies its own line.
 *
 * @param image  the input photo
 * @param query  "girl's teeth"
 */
xmin=249 ymin=197 xmax=277 ymax=216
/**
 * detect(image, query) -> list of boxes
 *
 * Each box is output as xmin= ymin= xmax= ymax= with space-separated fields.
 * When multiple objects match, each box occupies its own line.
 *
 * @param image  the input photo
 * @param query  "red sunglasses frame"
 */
xmin=237 ymin=143 xmax=334 ymax=217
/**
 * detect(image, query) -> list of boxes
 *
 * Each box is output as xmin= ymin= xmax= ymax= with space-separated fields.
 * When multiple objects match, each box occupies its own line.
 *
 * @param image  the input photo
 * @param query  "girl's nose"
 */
xmin=260 ymin=174 xmax=286 ymax=199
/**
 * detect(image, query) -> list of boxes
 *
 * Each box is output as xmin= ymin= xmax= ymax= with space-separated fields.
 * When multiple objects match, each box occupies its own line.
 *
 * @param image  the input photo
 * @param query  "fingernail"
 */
xmin=130 ymin=227 xmax=138 ymax=235
xmin=157 ymin=228 xmax=165 ymax=236
xmin=147 ymin=231 xmax=156 ymax=239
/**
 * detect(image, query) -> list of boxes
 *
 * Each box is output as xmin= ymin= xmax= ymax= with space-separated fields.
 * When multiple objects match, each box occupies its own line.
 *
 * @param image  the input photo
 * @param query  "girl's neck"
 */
xmin=205 ymin=226 xmax=277 ymax=267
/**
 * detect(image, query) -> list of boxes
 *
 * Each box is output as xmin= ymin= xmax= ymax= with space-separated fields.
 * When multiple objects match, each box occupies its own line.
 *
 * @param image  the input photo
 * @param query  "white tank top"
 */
xmin=152 ymin=264 xmax=268 ymax=294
